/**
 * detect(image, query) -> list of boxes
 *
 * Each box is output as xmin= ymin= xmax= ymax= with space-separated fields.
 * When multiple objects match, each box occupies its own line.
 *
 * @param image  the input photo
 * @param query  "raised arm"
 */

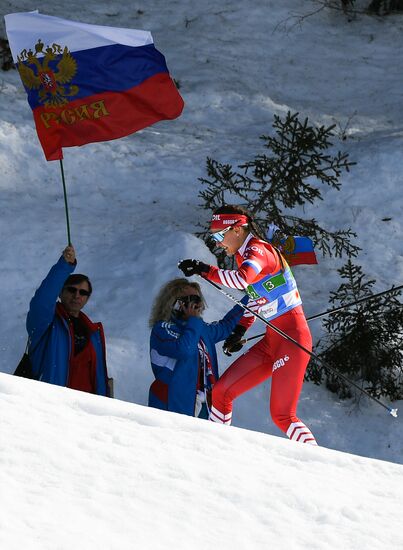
xmin=26 ymin=247 xmax=76 ymax=347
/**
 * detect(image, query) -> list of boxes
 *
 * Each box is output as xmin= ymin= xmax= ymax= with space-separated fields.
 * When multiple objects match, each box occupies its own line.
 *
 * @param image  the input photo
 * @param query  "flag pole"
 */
xmin=59 ymin=159 xmax=72 ymax=245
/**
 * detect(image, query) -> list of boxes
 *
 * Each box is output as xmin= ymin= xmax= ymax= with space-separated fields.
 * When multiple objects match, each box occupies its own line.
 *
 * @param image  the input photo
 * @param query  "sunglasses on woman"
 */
xmin=64 ymin=286 xmax=91 ymax=297
xmin=211 ymin=226 xmax=232 ymax=243
xmin=173 ymin=294 xmax=202 ymax=313
xmin=179 ymin=294 xmax=202 ymax=306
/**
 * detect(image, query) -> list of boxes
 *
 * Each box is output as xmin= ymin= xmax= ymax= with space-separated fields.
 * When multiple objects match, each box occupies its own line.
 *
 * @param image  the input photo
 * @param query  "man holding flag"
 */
xmin=5 ymin=11 xmax=184 ymax=393
xmin=27 ymin=245 xmax=110 ymax=396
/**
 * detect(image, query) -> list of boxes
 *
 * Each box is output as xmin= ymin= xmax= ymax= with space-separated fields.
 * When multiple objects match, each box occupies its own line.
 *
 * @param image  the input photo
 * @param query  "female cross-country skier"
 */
xmin=179 ymin=205 xmax=317 ymax=445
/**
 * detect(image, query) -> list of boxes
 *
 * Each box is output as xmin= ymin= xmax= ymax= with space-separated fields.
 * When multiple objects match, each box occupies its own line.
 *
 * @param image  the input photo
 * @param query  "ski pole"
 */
xmin=243 ymin=283 xmax=403 ymax=345
xmin=203 ymin=277 xmax=398 ymax=418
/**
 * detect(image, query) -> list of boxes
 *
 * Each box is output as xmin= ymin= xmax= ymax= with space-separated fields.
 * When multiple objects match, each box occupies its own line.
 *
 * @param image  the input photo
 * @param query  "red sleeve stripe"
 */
xmin=225 ymin=271 xmax=240 ymax=289
xmin=233 ymin=271 xmax=247 ymax=289
xmin=229 ymin=270 xmax=248 ymax=289
xmin=218 ymin=269 xmax=248 ymax=290
xmin=218 ymin=269 xmax=235 ymax=288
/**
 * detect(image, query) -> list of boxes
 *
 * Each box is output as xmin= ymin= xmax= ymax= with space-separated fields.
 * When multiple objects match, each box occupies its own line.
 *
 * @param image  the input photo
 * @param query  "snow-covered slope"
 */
xmin=1 ymin=373 xmax=402 ymax=550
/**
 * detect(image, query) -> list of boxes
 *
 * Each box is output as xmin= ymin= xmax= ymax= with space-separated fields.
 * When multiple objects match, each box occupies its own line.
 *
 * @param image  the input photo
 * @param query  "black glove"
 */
xmin=223 ymin=325 xmax=247 ymax=357
xmin=178 ymin=259 xmax=210 ymax=277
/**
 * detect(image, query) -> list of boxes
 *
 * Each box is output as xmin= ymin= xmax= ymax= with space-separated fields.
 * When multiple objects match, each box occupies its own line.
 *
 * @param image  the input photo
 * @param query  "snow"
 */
xmin=1 ymin=372 xmax=402 ymax=550
xmin=0 ymin=1 xmax=402 ymax=548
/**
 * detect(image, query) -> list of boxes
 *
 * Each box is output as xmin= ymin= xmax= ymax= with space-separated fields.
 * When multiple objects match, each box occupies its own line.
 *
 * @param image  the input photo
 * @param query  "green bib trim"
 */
xmin=262 ymin=272 xmax=287 ymax=293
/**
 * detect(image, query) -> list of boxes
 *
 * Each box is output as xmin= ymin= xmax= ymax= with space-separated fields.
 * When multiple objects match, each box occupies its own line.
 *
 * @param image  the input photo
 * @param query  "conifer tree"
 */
xmin=199 ymin=111 xmax=359 ymax=262
xmin=0 ymin=38 xmax=13 ymax=71
xmin=307 ymin=260 xmax=403 ymax=401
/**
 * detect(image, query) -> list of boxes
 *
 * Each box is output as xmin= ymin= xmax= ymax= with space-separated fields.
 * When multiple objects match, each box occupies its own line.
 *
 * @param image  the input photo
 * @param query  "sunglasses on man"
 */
xmin=64 ymin=286 xmax=91 ymax=297
xmin=211 ymin=226 xmax=232 ymax=243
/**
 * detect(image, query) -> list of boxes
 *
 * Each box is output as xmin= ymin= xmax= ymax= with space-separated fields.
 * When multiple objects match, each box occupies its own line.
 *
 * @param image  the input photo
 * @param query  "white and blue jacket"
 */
xmin=148 ymin=297 xmax=248 ymax=416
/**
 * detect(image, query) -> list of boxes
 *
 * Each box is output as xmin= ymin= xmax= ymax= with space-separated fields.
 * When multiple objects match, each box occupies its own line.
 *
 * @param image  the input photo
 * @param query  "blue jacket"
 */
xmin=148 ymin=296 xmax=248 ymax=416
xmin=26 ymin=256 xmax=109 ymax=396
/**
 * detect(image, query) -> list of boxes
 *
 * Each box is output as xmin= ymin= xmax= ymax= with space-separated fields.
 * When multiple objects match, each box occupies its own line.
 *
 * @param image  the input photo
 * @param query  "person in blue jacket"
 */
xmin=148 ymin=277 xmax=248 ymax=417
xmin=27 ymin=244 xmax=110 ymax=396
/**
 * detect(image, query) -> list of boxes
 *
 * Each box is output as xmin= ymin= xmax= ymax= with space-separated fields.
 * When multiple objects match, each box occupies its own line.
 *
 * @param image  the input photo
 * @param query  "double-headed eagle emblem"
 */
xmin=272 ymin=234 xmax=296 ymax=257
xmin=17 ymin=39 xmax=79 ymax=107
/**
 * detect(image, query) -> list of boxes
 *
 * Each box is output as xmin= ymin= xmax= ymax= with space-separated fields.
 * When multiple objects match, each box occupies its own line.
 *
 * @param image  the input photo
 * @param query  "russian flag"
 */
xmin=266 ymin=224 xmax=317 ymax=266
xmin=4 ymin=11 xmax=184 ymax=161
xmin=281 ymin=236 xmax=318 ymax=266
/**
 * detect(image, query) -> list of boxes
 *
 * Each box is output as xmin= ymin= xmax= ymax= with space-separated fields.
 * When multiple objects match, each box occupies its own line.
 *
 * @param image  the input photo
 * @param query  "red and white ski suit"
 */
xmin=203 ymin=234 xmax=317 ymax=445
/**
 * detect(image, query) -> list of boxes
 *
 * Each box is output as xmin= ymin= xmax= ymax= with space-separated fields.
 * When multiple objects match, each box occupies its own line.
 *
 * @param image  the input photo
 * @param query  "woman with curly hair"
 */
xmin=179 ymin=205 xmax=317 ymax=444
xmin=148 ymin=277 xmax=248 ymax=418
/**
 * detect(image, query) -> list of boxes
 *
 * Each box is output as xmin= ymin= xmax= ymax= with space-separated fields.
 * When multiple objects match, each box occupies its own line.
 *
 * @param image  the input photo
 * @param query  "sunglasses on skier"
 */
xmin=211 ymin=226 xmax=232 ymax=243
xmin=64 ymin=286 xmax=91 ymax=297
